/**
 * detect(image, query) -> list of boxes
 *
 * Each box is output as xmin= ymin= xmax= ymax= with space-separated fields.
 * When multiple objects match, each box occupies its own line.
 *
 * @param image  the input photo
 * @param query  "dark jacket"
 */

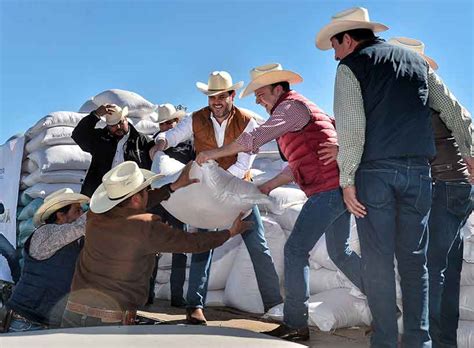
xmin=7 ymin=236 xmax=83 ymax=327
xmin=72 ymin=113 xmax=154 ymax=197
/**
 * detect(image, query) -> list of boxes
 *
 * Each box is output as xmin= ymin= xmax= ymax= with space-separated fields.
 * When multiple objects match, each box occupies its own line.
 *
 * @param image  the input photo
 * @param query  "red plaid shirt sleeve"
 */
xmin=236 ymin=100 xmax=311 ymax=154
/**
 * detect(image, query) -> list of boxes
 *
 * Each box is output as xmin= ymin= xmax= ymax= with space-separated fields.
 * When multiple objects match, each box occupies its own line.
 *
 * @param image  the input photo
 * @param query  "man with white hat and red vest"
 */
xmin=61 ymin=161 xmax=251 ymax=328
xmin=389 ymin=36 xmax=473 ymax=348
xmin=195 ymin=63 xmax=363 ymax=342
xmin=315 ymin=7 xmax=473 ymax=347
xmin=3 ymin=188 xmax=89 ymax=332
xmin=149 ymin=71 xmax=282 ymax=325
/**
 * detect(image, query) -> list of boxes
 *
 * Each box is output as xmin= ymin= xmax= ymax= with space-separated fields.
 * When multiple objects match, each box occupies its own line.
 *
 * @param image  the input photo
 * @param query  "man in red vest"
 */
xmin=195 ymin=63 xmax=362 ymax=342
xmin=149 ymin=70 xmax=282 ymax=325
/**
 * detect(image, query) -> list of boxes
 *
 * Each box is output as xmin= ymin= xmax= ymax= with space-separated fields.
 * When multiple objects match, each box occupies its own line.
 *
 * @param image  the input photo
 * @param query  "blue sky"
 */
xmin=1 ymin=0 xmax=472 ymax=144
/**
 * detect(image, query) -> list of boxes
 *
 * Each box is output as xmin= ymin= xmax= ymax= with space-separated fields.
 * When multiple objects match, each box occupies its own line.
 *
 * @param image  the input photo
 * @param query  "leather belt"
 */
xmin=66 ymin=301 xmax=136 ymax=325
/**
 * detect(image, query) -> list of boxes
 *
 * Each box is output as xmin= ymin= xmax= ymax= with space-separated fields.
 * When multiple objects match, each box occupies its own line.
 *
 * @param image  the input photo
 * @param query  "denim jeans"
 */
xmin=427 ymin=180 xmax=473 ymax=348
xmin=0 ymin=234 xmax=21 ymax=283
xmin=186 ymin=205 xmax=282 ymax=311
xmin=147 ymin=204 xmax=187 ymax=305
xmin=283 ymin=187 xmax=349 ymax=329
xmin=325 ymin=211 xmax=364 ymax=292
xmin=355 ymin=158 xmax=432 ymax=348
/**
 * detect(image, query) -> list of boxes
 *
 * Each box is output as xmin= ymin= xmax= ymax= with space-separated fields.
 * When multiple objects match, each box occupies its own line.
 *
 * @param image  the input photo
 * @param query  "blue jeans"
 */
xmin=325 ymin=210 xmax=364 ymax=292
xmin=186 ymin=205 xmax=282 ymax=311
xmin=283 ymin=187 xmax=349 ymax=328
xmin=148 ymin=204 xmax=187 ymax=305
xmin=0 ymin=234 xmax=21 ymax=283
xmin=427 ymin=180 xmax=473 ymax=348
xmin=355 ymin=158 xmax=432 ymax=348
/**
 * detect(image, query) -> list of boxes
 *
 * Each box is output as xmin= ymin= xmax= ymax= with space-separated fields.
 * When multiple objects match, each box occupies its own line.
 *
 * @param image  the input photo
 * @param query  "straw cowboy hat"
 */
xmin=315 ymin=7 xmax=389 ymax=50
xmin=105 ymin=104 xmax=129 ymax=126
xmin=90 ymin=161 xmax=164 ymax=214
xmin=239 ymin=63 xmax=303 ymax=98
xmin=157 ymin=103 xmax=186 ymax=124
xmin=388 ymin=37 xmax=438 ymax=70
xmin=196 ymin=71 xmax=244 ymax=97
xmin=33 ymin=188 xmax=89 ymax=227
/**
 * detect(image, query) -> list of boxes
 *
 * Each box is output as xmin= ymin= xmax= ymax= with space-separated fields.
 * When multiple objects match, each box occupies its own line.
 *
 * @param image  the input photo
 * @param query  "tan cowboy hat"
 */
xmin=196 ymin=71 xmax=244 ymax=97
xmin=105 ymin=104 xmax=129 ymax=126
xmin=157 ymin=103 xmax=186 ymax=124
xmin=33 ymin=188 xmax=89 ymax=227
xmin=315 ymin=7 xmax=389 ymax=50
xmin=239 ymin=63 xmax=303 ymax=99
xmin=388 ymin=37 xmax=438 ymax=70
xmin=90 ymin=161 xmax=164 ymax=214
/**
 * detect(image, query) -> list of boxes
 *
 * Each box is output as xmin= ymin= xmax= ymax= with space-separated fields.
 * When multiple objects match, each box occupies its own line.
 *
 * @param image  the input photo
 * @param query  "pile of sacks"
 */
xmin=458 ymin=215 xmax=474 ymax=347
xmin=16 ymin=89 xmax=166 ymax=247
xmin=153 ymin=141 xmax=376 ymax=331
xmin=17 ymin=111 xmax=90 ymax=247
xmin=78 ymin=89 xmax=161 ymax=136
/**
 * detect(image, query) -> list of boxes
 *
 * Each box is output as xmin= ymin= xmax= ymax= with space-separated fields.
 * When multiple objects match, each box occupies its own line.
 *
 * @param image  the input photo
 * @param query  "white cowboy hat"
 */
xmin=157 ymin=103 xmax=186 ymax=124
xmin=105 ymin=104 xmax=129 ymax=126
xmin=388 ymin=37 xmax=438 ymax=70
xmin=90 ymin=161 xmax=164 ymax=214
xmin=33 ymin=188 xmax=89 ymax=227
xmin=315 ymin=7 xmax=389 ymax=50
xmin=239 ymin=63 xmax=303 ymax=99
xmin=196 ymin=71 xmax=244 ymax=97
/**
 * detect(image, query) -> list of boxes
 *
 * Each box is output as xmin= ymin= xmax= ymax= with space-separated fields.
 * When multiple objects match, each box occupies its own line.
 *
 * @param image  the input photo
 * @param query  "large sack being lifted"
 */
xmin=151 ymin=156 xmax=272 ymax=229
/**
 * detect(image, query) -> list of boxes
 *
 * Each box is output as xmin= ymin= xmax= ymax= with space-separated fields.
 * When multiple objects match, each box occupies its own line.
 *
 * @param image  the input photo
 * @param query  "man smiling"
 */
xmin=149 ymin=70 xmax=282 ymax=325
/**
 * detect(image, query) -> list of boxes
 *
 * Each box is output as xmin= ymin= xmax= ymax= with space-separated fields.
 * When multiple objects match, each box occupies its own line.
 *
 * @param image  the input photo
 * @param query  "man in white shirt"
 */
xmin=149 ymin=71 xmax=282 ymax=325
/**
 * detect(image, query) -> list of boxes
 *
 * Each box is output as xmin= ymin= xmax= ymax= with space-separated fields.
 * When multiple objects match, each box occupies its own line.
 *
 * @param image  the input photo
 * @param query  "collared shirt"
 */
xmin=29 ymin=213 xmax=87 ymax=261
xmin=334 ymin=65 xmax=473 ymax=187
xmin=236 ymin=99 xmax=311 ymax=179
xmin=156 ymin=111 xmax=258 ymax=179
xmin=111 ymin=131 xmax=130 ymax=168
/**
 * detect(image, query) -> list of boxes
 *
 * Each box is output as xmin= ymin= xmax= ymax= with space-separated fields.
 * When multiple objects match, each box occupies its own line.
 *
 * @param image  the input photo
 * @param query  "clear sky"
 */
xmin=0 ymin=0 xmax=472 ymax=144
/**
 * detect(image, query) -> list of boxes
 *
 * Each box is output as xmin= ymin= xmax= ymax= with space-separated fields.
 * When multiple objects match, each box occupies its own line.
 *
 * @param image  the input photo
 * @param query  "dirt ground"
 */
xmin=140 ymin=300 xmax=371 ymax=347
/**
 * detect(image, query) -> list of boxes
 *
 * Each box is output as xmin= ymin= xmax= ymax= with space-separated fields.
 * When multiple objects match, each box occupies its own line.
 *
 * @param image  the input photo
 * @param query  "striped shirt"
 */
xmin=334 ymin=65 xmax=473 ymax=187
xmin=236 ymin=99 xmax=312 ymax=177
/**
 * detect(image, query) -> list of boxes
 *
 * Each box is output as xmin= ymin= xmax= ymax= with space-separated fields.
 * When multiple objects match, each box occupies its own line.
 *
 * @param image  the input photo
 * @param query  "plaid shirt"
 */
xmin=29 ymin=213 xmax=86 ymax=260
xmin=334 ymin=65 xmax=473 ymax=187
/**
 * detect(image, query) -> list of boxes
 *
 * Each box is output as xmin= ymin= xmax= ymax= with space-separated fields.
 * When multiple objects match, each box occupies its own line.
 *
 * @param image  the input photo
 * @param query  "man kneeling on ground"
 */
xmin=61 ymin=161 xmax=252 ymax=327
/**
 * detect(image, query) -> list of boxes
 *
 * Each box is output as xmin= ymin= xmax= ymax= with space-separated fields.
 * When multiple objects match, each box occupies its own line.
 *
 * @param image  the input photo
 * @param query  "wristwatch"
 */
xmin=162 ymin=183 xmax=175 ymax=196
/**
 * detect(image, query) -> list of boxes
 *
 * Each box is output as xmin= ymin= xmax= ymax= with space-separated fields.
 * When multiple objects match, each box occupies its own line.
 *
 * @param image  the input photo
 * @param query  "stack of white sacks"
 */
xmin=458 ymin=215 xmax=474 ymax=347
xmin=16 ymin=89 xmax=163 ymax=246
xmin=154 ymin=140 xmax=376 ymax=331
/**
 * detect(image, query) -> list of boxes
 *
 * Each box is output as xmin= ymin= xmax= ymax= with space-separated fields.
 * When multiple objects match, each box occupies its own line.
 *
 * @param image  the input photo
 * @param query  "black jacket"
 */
xmin=72 ymin=113 xmax=154 ymax=197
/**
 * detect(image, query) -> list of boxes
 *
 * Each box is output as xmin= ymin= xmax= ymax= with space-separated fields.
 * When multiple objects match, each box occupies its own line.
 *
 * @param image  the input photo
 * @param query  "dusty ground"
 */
xmin=140 ymin=300 xmax=370 ymax=347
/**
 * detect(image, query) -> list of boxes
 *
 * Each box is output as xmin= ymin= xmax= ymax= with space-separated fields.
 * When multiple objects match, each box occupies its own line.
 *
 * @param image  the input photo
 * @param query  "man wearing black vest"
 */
xmin=3 ymin=188 xmax=88 ymax=332
xmin=316 ymin=7 xmax=473 ymax=348
xmin=389 ymin=37 xmax=473 ymax=348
